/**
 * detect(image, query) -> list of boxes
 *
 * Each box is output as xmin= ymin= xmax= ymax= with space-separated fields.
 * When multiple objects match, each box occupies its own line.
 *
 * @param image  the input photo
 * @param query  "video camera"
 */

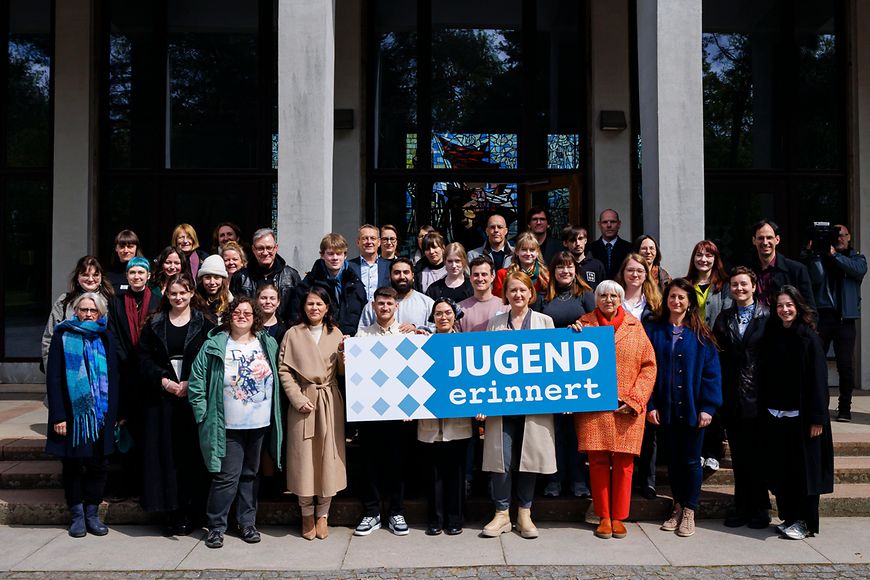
xmin=806 ymin=221 xmax=841 ymax=256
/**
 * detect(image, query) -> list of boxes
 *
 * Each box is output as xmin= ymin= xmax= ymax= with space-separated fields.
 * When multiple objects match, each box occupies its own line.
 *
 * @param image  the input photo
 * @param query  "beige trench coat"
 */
xmin=278 ymin=324 xmax=347 ymax=497
xmin=481 ymin=310 xmax=557 ymax=474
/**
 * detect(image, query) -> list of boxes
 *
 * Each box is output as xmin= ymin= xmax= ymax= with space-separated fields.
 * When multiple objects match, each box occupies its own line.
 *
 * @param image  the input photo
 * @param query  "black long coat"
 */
xmin=107 ymin=291 xmax=162 ymax=421
xmin=137 ymin=309 xmax=213 ymax=512
xmin=45 ymin=328 xmax=120 ymax=459
xmin=712 ymin=303 xmax=770 ymax=420
xmin=758 ymin=319 xmax=834 ymax=497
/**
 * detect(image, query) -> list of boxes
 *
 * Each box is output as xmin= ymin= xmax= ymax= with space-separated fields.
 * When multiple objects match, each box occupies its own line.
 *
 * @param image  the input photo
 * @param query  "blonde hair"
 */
xmin=502 ymin=270 xmax=536 ymax=306
xmin=507 ymin=232 xmax=549 ymax=288
xmin=443 ymin=242 xmax=469 ymax=275
xmin=615 ymin=252 xmax=662 ymax=315
xmin=171 ymin=223 xmax=200 ymax=251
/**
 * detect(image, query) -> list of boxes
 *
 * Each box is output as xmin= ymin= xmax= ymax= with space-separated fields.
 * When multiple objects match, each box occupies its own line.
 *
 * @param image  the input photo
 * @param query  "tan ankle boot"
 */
xmin=315 ymin=516 xmax=328 ymax=539
xmin=481 ymin=509 xmax=512 ymax=537
xmin=301 ymin=514 xmax=316 ymax=540
xmin=516 ymin=507 xmax=538 ymax=539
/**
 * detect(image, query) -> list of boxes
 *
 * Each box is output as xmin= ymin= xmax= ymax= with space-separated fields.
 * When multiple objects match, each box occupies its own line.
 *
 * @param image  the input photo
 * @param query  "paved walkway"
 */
xmin=0 ymin=518 xmax=869 ymax=574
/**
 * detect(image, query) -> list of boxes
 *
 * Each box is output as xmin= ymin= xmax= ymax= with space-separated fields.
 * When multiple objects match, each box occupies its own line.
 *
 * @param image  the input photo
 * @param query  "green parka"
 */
xmin=188 ymin=328 xmax=283 ymax=473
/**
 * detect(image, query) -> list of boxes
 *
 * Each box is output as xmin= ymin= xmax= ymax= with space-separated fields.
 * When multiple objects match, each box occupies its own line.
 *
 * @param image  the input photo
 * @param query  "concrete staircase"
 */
xmin=2 ymin=390 xmax=870 ymax=526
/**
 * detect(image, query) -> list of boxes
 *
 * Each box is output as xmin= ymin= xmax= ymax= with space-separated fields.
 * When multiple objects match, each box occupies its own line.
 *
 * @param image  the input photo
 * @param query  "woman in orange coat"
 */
xmin=572 ymin=280 xmax=657 ymax=540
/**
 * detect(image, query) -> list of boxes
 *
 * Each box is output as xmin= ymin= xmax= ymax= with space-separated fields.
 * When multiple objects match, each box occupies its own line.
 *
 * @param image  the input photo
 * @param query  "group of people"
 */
xmin=42 ymin=208 xmax=862 ymax=545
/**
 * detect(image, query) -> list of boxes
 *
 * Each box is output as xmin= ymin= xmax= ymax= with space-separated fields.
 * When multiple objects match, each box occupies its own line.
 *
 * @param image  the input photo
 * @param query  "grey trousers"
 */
xmin=206 ymin=427 xmax=266 ymax=532
xmin=489 ymin=416 xmax=537 ymax=510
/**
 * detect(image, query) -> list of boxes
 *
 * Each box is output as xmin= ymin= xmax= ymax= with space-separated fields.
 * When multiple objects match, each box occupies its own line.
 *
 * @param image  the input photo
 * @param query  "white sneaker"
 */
xmin=354 ymin=515 xmax=381 ymax=536
xmin=389 ymin=514 xmax=409 ymax=536
xmin=704 ymin=457 xmax=720 ymax=471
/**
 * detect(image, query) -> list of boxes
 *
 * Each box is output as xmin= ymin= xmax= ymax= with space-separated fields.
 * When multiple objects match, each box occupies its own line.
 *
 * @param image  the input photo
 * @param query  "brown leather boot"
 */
xmin=301 ymin=515 xmax=316 ymax=540
xmin=612 ymin=519 xmax=627 ymax=539
xmin=594 ymin=517 xmax=612 ymax=539
xmin=315 ymin=516 xmax=329 ymax=539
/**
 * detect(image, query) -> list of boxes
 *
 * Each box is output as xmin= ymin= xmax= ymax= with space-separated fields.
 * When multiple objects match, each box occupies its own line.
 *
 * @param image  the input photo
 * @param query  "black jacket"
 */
xmin=802 ymin=248 xmax=867 ymax=319
xmin=137 ymin=309 xmax=213 ymax=513
xmin=588 ymin=237 xmax=632 ymax=280
xmin=750 ymin=253 xmax=816 ymax=313
xmin=758 ymin=318 xmax=834 ymax=496
xmin=230 ymin=254 xmax=301 ymax=322
xmin=712 ymin=302 xmax=770 ymax=420
xmin=294 ymin=259 xmax=368 ymax=336
xmin=107 ymin=290 xmax=162 ymax=419
xmin=577 ymin=255 xmax=606 ymax=289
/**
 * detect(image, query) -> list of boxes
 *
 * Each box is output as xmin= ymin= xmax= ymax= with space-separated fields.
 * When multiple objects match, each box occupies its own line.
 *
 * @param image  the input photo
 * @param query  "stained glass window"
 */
xmin=431 ymin=133 xmax=517 ymax=169
xmin=430 ymin=181 xmax=518 ymax=249
xmin=547 ymin=134 xmax=580 ymax=170
xmin=405 ymin=133 xmax=417 ymax=169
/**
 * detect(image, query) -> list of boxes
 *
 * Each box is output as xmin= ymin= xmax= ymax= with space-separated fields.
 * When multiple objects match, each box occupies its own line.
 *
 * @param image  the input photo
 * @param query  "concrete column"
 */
xmin=853 ymin=0 xmax=870 ymax=389
xmin=277 ymin=0 xmax=335 ymax=270
xmin=50 ymin=0 xmax=96 ymax=300
xmin=589 ymin=0 xmax=632 ymax=235
xmin=636 ymin=0 xmax=705 ymax=274
xmin=333 ymin=0 xmax=363 ymax=242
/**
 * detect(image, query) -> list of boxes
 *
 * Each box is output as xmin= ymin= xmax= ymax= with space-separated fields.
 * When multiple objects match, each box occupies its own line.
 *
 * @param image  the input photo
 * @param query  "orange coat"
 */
xmin=574 ymin=310 xmax=657 ymax=456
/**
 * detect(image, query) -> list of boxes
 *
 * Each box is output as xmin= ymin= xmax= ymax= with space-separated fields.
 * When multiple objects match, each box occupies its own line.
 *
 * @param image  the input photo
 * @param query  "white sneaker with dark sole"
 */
xmin=354 ymin=515 xmax=381 ymax=536
xmin=389 ymin=514 xmax=409 ymax=536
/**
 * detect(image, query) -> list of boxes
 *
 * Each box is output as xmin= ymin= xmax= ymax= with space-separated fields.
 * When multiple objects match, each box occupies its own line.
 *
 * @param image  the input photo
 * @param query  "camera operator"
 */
xmin=801 ymin=224 xmax=867 ymax=422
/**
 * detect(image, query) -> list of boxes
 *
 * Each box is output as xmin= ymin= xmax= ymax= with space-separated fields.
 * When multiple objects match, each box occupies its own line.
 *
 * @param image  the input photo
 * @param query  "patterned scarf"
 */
xmin=56 ymin=317 xmax=109 ymax=447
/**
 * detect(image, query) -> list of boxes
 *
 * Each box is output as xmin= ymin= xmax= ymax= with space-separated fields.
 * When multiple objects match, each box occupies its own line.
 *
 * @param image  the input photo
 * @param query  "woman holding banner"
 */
xmin=417 ymin=298 xmax=472 ymax=536
xmin=481 ymin=271 xmax=556 ymax=539
xmin=572 ymin=280 xmax=657 ymax=539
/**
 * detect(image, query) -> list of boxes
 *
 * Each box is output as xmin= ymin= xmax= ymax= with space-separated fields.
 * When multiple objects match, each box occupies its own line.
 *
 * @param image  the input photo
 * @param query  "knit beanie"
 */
xmin=126 ymin=257 xmax=151 ymax=272
xmin=198 ymin=254 xmax=228 ymax=279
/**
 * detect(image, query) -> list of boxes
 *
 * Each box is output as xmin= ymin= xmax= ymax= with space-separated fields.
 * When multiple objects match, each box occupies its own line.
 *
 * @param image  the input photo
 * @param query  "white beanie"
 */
xmin=198 ymin=254 xmax=228 ymax=279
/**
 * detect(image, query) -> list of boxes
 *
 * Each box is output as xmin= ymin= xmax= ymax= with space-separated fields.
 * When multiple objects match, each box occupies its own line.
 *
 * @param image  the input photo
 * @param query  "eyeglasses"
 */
xmin=253 ymin=245 xmax=275 ymax=253
xmin=79 ymin=274 xmax=100 ymax=281
xmin=231 ymin=311 xmax=254 ymax=319
xmin=76 ymin=307 xmax=100 ymax=314
xmin=599 ymin=295 xmax=621 ymax=302
xmin=381 ymin=237 xmax=397 ymax=243
xmin=433 ymin=311 xmax=454 ymax=318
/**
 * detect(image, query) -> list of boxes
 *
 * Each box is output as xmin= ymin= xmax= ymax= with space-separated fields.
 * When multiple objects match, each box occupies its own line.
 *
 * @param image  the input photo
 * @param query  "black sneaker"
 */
xmin=205 ymin=529 xmax=224 ymax=549
xmin=837 ymin=409 xmax=852 ymax=422
xmin=239 ymin=525 xmax=261 ymax=543
xmin=354 ymin=514 xmax=381 ymax=536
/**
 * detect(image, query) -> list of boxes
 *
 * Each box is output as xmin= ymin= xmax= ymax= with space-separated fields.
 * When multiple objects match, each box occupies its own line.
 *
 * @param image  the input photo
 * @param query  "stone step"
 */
xmin=0 ymin=438 xmax=50 ymax=461
xmin=0 ymin=460 xmax=61 ymax=489
xmin=654 ymin=456 xmax=870 ymax=486
xmin=3 ymin=483 xmax=870 ymax=526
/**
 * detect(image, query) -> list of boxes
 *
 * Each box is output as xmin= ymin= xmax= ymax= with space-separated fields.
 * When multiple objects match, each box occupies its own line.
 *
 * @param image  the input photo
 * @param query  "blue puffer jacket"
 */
xmin=645 ymin=321 xmax=722 ymax=427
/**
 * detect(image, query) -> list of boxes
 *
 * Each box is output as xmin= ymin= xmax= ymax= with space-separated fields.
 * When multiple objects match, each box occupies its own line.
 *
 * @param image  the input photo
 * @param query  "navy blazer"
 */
xmin=588 ymin=237 xmax=632 ymax=280
xmin=646 ymin=321 xmax=723 ymax=427
xmin=346 ymin=256 xmax=392 ymax=297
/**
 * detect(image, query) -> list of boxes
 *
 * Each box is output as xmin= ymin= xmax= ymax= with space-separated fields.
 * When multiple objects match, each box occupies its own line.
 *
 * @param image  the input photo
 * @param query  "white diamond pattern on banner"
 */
xmin=346 ymin=334 xmax=437 ymax=421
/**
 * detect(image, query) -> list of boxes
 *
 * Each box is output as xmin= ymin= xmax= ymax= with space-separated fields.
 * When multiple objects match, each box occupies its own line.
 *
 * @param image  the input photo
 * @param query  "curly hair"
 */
xmin=218 ymin=296 xmax=265 ymax=334
xmin=657 ymin=278 xmax=718 ymax=347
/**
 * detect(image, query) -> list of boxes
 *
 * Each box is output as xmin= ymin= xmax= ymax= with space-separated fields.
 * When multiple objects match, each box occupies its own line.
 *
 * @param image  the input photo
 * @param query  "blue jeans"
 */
xmin=660 ymin=423 xmax=705 ymax=510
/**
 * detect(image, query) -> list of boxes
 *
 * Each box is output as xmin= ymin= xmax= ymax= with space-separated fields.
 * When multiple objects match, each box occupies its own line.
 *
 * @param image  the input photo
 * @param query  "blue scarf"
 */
xmin=56 ymin=317 xmax=109 ymax=447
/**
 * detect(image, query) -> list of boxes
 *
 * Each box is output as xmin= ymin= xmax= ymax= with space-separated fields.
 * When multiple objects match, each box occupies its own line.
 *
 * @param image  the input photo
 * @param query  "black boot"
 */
xmin=69 ymin=504 xmax=86 ymax=538
xmin=84 ymin=504 xmax=108 ymax=536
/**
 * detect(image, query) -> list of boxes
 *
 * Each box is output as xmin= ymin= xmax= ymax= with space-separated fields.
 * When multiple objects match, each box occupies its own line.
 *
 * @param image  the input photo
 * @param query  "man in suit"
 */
xmin=588 ymin=209 xmax=632 ymax=280
xmin=347 ymin=224 xmax=392 ymax=301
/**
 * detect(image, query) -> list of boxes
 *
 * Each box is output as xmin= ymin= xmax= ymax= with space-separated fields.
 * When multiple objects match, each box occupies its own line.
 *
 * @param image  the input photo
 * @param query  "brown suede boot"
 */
xmin=594 ymin=517 xmax=612 ymax=539
xmin=301 ymin=515 xmax=316 ymax=540
xmin=612 ymin=519 xmax=627 ymax=539
xmin=315 ymin=516 xmax=329 ymax=539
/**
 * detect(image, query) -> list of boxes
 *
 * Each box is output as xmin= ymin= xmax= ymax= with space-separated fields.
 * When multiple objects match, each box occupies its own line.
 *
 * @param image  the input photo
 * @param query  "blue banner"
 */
xmin=344 ymin=327 xmax=618 ymax=421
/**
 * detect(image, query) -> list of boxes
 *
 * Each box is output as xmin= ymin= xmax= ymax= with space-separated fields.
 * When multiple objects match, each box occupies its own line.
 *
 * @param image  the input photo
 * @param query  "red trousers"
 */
xmin=588 ymin=451 xmax=634 ymax=521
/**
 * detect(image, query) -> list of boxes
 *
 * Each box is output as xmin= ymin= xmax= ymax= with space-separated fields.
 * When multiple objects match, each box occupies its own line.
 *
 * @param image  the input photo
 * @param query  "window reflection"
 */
xmin=168 ymin=0 xmax=258 ymax=168
xmin=6 ymin=0 xmax=51 ymax=168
